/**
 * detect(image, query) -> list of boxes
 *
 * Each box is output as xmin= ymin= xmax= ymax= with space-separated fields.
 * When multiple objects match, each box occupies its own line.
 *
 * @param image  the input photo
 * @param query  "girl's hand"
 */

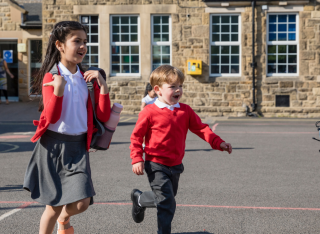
xmin=84 ymin=70 xmax=109 ymax=94
xmin=84 ymin=70 xmax=106 ymax=86
xmin=132 ymin=162 xmax=145 ymax=175
xmin=43 ymin=75 xmax=67 ymax=97
xmin=220 ymin=142 xmax=232 ymax=154
xmin=9 ymin=74 xmax=14 ymax=79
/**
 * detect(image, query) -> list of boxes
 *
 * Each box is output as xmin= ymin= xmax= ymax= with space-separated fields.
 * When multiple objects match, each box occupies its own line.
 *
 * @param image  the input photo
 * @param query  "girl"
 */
xmin=0 ymin=52 xmax=14 ymax=105
xmin=23 ymin=21 xmax=110 ymax=234
xmin=140 ymin=83 xmax=157 ymax=111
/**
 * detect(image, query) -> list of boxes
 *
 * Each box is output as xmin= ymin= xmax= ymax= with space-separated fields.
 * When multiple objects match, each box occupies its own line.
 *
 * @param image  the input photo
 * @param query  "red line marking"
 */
xmin=17 ymin=202 xmax=34 ymax=209
xmin=0 ymin=135 xmax=29 ymax=139
xmin=2 ymin=201 xmax=320 ymax=211
xmin=211 ymin=123 xmax=219 ymax=132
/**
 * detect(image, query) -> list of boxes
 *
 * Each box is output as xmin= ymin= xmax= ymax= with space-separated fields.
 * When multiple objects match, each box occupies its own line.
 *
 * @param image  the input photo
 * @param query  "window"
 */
xmin=111 ymin=15 xmax=140 ymax=76
xmin=210 ymin=15 xmax=241 ymax=76
xmin=152 ymin=15 xmax=171 ymax=71
xmin=29 ymin=40 xmax=42 ymax=95
xmin=81 ymin=15 xmax=99 ymax=70
xmin=267 ymin=14 xmax=298 ymax=75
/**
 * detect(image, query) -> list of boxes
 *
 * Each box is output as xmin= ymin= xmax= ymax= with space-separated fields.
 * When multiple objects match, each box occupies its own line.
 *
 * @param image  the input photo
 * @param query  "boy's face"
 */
xmin=154 ymin=79 xmax=183 ymax=106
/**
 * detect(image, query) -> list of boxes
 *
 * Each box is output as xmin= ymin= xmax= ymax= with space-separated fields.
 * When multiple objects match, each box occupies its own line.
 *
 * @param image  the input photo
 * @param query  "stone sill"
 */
xmin=209 ymin=76 xmax=242 ymax=82
xmin=263 ymin=76 xmax=300 ymax=82
xmin=108 ymin=76 xmax=142 ymax=82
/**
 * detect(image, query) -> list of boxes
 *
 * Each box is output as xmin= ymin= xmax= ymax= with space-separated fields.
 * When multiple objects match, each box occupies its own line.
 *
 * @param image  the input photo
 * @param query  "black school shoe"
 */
xmin=131 ymin=189 xmax=146 ymax=223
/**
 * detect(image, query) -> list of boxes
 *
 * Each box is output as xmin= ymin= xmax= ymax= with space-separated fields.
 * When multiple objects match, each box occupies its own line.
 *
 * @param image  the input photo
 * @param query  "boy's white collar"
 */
xmin=155 ymin=99 xmax=180 ymax=111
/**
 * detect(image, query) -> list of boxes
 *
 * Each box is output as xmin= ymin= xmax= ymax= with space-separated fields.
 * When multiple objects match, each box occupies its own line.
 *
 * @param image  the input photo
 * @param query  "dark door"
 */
xmin=0 ymin=40 xmax=18 ymax=99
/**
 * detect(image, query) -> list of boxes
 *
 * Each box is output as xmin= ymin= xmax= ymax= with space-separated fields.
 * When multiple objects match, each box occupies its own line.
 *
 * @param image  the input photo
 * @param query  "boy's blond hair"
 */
xmin=150 ymin=65 xmax=185 ymax=88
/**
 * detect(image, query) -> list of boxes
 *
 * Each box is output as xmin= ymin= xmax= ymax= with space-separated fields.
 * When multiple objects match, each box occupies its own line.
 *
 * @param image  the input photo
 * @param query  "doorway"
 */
xmin=0 ymin=40 xmax=18 ymax=102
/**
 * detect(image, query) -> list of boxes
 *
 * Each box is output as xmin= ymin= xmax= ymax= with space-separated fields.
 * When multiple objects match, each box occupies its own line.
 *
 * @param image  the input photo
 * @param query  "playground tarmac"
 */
xmin=0 ymin=102 xmax=320 ymax=233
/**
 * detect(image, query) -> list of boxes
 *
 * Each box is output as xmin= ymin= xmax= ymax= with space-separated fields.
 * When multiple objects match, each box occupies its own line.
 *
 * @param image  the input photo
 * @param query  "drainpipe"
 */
xmin=251 ymin=0 xmax=256 ymax=112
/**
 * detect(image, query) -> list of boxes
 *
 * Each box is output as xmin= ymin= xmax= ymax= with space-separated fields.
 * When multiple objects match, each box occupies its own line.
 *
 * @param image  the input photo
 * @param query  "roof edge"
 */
xmin=5 ymin=0 xmax=28 ymax=14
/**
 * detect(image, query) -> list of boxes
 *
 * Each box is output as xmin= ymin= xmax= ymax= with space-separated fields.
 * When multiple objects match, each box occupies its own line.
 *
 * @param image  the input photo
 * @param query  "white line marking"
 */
xmin=0 ymin=208 xmax=22 ymax=221
xmin=0 ymin=143 xmax=19 ymax=153
xmin=0 ymin=203 xmax=32 ymax=221
xmin=120 ymin=117 xmax=135 ymax=122
xmin=13 ymin=132 xmax=35 ymax=135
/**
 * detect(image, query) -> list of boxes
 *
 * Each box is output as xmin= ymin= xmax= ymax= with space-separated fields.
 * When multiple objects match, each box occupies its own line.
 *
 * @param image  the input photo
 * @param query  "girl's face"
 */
xmin=148 ymin=89 xmax=156 ymax=98
xmin=57 ymin=30 xmax=87 ymax=66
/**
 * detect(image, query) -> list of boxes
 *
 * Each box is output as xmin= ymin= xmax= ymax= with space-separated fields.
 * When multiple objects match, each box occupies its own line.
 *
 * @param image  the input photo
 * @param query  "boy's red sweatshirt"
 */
xmin=130 ymin=103 xmax=225 ymax=167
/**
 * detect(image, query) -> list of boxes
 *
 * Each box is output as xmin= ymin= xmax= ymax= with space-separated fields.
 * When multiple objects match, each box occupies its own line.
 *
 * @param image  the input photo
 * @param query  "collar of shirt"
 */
xmin=155 ymin=99 xmax=180 ymax=111
xmin=58 ymin=62 xmax=82 ymax=79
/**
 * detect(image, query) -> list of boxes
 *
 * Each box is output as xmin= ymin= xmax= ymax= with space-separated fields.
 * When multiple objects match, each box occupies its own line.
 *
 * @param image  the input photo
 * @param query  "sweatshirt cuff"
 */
xmin=212 ymin=138 xmax=225 ymax=151
xmin=131 ymin=157 xmax=145 ymax=165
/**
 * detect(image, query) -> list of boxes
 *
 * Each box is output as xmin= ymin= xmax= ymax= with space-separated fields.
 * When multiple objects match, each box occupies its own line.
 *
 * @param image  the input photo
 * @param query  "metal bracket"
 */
xmin=250 ymin=62 xmax=257 ymax=68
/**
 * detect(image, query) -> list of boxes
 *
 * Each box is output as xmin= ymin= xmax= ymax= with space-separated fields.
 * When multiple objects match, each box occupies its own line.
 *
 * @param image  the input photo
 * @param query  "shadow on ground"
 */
xmin=0 ymin=142 xmax=35 ymax=153
xmin=0 ymin=184 xmax=23 ymax=192
xmin=118 ymin=122 xmax=136 ymax=127
xmin=0 ymin=121 xmax=36 ymax=135
xmin=185 ymin=147 xmax=254 ymax=152
xmin=173 ymin=232 xmax=212 ymax=234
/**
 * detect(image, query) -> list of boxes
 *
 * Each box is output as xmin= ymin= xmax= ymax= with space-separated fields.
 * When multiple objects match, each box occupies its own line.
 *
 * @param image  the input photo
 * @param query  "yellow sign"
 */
xmin=186 ymin=60 xmax=202 ymax=75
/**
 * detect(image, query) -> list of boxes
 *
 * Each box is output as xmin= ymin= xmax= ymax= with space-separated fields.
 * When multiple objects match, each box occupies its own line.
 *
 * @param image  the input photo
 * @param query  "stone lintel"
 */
xmin=204 ymin=1 xmax=308 ymax=7
xmin=74 ymin=4 xmax=177 ymax=14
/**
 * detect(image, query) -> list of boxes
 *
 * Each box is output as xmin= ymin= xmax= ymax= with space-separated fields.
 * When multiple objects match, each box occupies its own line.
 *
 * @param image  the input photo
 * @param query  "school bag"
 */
xmin=48 ymin=65 xmax=118 ymax=151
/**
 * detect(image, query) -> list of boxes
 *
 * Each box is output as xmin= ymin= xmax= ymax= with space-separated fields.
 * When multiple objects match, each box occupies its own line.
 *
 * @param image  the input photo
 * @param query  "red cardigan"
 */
xmin=31 ymin=70 xmax=111 ymax=151
xmin=130 ymin=103 xmax=225 ymax=167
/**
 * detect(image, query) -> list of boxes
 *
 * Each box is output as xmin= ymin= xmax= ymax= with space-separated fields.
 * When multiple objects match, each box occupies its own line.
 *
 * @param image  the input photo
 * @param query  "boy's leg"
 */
xmin=139 ymin=161 xmax=183 ymax=234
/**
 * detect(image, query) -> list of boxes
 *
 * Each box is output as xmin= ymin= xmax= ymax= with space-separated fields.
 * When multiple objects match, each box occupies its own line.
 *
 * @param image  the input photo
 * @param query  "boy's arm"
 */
xmin=130 ymin=110 xmax=150 ymax=164
xmin=188 ymin=106 xmax=225 ymax=151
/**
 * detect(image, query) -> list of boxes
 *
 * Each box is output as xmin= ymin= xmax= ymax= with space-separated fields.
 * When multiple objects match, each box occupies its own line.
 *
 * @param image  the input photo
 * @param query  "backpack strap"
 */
xmin=86 ymin=67 xmax=106 ymax=139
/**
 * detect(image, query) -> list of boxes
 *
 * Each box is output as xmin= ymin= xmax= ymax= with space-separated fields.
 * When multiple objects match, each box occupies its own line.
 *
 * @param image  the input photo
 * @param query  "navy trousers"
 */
xmin=139 ymin=161 xmax=184 ymax=234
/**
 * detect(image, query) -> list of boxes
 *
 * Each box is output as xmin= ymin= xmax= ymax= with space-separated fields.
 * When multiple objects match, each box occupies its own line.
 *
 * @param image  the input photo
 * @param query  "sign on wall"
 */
xmin=3 ymin=50 xmax=13 ymax=63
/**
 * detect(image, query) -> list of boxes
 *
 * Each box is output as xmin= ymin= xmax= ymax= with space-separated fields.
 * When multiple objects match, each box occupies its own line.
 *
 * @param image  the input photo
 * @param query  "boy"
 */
xmin=130 ymin=65 xmax=232 ymax=234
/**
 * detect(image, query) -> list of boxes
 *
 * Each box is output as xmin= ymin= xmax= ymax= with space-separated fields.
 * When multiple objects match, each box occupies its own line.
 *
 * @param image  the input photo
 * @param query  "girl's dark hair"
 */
xmin=31 ymin=21 xmax=88 ymax=111
xmin=144 ymin=83 xmax=153 ymax=97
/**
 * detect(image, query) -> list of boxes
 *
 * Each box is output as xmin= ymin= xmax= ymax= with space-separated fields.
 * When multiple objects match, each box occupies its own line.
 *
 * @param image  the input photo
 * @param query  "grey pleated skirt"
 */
xmin=23 ymin=130 xmax=95 ymax=206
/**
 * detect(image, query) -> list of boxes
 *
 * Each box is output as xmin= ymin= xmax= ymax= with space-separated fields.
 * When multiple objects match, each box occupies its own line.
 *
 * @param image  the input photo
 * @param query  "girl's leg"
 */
xmin=57 ymin=197 xmax=91 ymax=230
xmin=39 ymin=205 xmax=64 ymax=234
xmin=3 ymin=90 xmax=8 ymax=104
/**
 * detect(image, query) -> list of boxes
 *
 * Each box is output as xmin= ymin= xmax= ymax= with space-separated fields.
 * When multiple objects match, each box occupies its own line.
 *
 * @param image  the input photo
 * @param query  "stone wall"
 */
xmin=0 ymin=0 xmax=23 ymax=32
xmin=41 ymin=0 xmax=320 ymax=117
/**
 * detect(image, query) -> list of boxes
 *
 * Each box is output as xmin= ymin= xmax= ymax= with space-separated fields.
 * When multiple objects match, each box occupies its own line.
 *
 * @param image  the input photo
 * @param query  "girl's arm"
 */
xmin=140 ymin=102 xmax=146 ymax=111
xmin=3 ymin=60 xmax=14 ymax=78
xmin=42 ymin=73 xmax=66 ymax=124
xmin=84 ymin=70 xmax=111 ymax=123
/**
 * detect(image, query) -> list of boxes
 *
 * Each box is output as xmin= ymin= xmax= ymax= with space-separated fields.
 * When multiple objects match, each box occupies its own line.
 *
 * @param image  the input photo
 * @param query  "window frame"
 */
xmin=151 ymin=14 xmax=172 ymax=71
xmin=209 ymin=14 xmax=242 ymax=77
xmin=28 ymin=39 xmax=42 ymax=96
xmin=110 ymin=14 xmax=141 ymax=77
xmin=80 ymin=15 xmax=100 ymax=69
xmin=266 ymin=13 xmax=299 ymax=77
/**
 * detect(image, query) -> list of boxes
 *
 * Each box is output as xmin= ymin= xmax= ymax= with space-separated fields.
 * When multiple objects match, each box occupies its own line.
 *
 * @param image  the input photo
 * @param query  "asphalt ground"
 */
xmin=1 ymin=102 xmax=320 ymax=233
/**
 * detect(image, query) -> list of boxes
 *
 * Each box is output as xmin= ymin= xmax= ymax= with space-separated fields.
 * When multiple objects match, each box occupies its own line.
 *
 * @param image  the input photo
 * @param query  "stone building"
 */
xmin=0 ymin=0 xmax=42 ymax=102
xmin=6 ymin=0 xmax=320 ymax=117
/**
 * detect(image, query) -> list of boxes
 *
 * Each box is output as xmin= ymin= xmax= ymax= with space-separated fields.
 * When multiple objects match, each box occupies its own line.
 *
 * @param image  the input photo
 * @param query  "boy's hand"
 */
xmin=132 ymin=162 xmax=145 ymax=175
xmin=220 ymin=142 xmax=232 ymax=154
